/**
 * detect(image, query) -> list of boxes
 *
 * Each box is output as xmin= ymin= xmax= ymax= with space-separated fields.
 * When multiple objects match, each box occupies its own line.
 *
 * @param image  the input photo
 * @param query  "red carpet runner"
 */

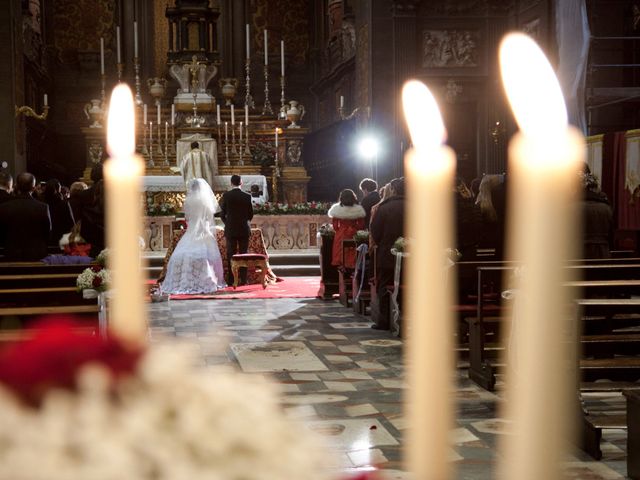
xmin=167 ymin=276 xmax=320 ymax=300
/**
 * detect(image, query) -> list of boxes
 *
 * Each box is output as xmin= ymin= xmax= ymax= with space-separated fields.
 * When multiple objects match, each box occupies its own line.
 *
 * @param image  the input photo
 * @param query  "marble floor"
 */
xmin=148 ymin=295 xmax=629 ymax=479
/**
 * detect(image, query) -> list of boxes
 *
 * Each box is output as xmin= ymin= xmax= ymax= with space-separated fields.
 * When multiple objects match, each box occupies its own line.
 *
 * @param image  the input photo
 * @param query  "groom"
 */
xmin=219 ymin=174 xmax=254 ymax=285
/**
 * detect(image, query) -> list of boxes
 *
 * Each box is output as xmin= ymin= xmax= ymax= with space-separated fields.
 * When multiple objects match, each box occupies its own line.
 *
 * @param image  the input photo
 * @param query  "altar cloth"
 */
xmin=143 ymin=175 xmax=269 ymax=201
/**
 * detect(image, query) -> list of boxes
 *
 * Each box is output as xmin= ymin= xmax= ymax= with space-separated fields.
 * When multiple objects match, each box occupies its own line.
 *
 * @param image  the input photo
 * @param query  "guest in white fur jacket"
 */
xmin=327 ymin=189 xmax=366 ymax=268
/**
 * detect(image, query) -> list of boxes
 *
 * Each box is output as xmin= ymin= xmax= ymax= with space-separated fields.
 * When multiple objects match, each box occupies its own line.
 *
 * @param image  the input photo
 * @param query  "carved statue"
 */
xmin=169 ymin=55 xmax=218 ymax=94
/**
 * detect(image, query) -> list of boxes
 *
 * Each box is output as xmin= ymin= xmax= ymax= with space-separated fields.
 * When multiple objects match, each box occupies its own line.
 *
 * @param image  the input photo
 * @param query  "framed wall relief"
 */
xmin=419 ymin=27 xmax=485 ymax=75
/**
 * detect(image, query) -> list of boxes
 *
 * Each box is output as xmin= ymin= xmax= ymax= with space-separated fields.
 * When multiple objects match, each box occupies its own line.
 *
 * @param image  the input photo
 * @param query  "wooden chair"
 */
xmin=230 ymin=253 xmax=269 ymax=289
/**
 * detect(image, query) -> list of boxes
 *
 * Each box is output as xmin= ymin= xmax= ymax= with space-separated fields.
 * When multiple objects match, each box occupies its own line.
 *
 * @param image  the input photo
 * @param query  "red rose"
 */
xmin=0 ymin=318 xmax=143 ymax=405
xmin=92 ymin=276 xmax=103 ymax=288
xmin=91 ymin=265 xmax=102 ymax=273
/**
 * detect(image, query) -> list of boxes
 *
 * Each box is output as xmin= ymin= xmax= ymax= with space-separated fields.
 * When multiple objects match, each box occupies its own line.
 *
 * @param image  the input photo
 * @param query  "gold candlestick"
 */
xmin=133 ymin=57 xmax=143 ymax=105
xmin=262 ymin=64 xmax=274 ymax=116
xmin=15 ymin=105 xmax=50 ymax=121
xmin=245 ymin=57 xmax=255 ymax=109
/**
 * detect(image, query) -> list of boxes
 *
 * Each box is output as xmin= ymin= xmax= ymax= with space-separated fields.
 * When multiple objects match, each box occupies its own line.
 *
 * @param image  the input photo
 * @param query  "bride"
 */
xmin=160 ymin=178 xmax=226 ymax=294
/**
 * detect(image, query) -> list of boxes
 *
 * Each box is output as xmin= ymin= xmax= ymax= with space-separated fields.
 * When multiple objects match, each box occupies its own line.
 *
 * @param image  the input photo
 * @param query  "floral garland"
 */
xmin=253 ymin=201 xmax=330 ymax=216
xmin=353 ymin=230 xmax=369 ymax=245
xmin=319 ymin=223 xmax=335 ymax=236
xmin=0 ymin=320 xmax=331 ymax=480
xmin=76 ymin=265 xmax=110 ymax=292
xmin=145 ymin=202 xmax=177 ymax=217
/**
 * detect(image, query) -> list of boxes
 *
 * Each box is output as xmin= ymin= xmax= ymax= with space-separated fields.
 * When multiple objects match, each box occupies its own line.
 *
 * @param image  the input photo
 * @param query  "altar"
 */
xmin=143 ymin=175 xmax=269 ymax=200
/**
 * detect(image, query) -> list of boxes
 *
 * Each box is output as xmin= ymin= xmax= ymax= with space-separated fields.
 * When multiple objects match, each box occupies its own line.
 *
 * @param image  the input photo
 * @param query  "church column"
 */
xmin=0 ymin=0 xmax=25 ymax=174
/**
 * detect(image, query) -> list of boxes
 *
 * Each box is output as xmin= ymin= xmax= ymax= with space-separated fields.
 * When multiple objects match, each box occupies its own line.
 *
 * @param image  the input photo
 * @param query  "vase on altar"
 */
xmin=219 ymin=78 xmax=238 ymax=106
xmin=147 ymin=77 xmax=167 ymax=104
xmin=286 ymin=101 xmax=305 ymax=128
xmin=84 ymin=99 xmax=104 ymax=128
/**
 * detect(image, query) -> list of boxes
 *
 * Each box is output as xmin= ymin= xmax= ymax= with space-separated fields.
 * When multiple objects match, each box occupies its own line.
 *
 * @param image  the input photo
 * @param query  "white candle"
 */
xmin=149 ymin=121 xmax=153 ymax=143
xmin=134 ymin=21 xmax=139 ymax=58
xmin=280 ymin=40 xmax=285 ymax=77
xmin=142 ymin=104 xmax=147 ymax=125
xmin=165 ymin=121 xmax=168 ymax=144
xmin=224 ymin=121 xmax=228 ymax=142
xmin=100 ymin=37 xmax=105 ymax=74
xmin=171 ymin=104 xmax=175 ymax=125
xmin=246 ymin=24 xmax=250 ymax=59
xmin=245 ymin=104 xmax=249 ymax=125
xmin=230 ymin=104 xmax=235 ymax=125
xmin=264 ymin=30 xmax=268 ymax=65
xmin=239 ymin=121 xmax=243 ymax=142
xmin=43 ymin=94 xmax=48 ymax=107
xmin=104 ymin=84 xmax=147 ymax=344
xmin=275 ymin=127 xmax=278 ymax=147
xmin=402 ymin=80 xmax=456 ymax=480
xmin=340 ymin=95 xmax=344 ymax=108
xmin=216 ymin=104 xmax=221 ymax=125
xmin=116 ymin=26 xmax=121 ymax=64
xmin=497 ymin=33 xmax=582 ymax=480
xmin=157 ymin=104 xmax=161 ymax=124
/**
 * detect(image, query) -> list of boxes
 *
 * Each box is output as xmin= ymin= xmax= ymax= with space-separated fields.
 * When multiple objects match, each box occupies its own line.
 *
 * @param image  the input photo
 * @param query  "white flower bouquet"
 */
xmin=95 ymin=248 xmax=109 ymax=267
xmin=0 ymin=322 xmax=330 ymax=480
xmin=76 ymin=266 xmax=110 ymax=292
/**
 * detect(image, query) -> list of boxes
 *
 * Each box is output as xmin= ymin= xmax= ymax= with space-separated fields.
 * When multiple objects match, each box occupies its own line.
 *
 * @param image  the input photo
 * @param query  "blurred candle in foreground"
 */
xmin=401 ymin=80 xmax=456 ymax=480
xmin=104 ymin=84 xmax=147 ymax=344
xmin=497 ymin=32 xmax=583 ymax=480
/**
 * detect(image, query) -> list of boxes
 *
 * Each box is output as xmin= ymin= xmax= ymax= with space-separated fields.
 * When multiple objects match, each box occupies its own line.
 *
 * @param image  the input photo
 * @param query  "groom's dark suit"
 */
xmin=219 ymin=186 xmax=254 ymax=284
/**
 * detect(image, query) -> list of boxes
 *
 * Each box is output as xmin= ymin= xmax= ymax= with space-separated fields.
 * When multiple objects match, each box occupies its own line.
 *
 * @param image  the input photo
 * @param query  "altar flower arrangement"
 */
xmin=254 ymin=201 xmax=331 ymax=216
xmin=0 ymin=320 xmax=330 ymax=480
xmin=146 ymin=202 xmax=177 ymax=216
xmin=76 ymin=265 xmax=110 ymax=292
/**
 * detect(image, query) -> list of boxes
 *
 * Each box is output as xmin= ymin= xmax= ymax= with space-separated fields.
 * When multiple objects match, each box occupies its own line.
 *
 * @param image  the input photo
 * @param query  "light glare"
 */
xmin=107 ymin=84 xmax=136 ymax=158
xmin=499 ymin=33 xmax=567 ymax=139
xmin=358 ymin=137 xmax=379 ymax=159
xmin=402 ymin=80 xmax=446 ymax=152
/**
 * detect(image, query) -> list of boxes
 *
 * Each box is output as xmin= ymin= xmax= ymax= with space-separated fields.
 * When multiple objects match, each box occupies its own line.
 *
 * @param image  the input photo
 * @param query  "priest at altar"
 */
xmin=180 ymin=141 xmax=216 ymax=188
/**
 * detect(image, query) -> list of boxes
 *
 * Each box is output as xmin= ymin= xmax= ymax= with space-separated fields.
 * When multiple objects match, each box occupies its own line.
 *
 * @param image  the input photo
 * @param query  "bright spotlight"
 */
xmin=358 ymin=136 xmax=379 ymax=159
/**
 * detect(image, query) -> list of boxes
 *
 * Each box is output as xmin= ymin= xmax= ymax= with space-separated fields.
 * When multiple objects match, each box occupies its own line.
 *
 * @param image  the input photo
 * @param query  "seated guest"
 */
xmin=0 ymin=172 xmax=13 ymax=204
xmin=43 ymin=178 xmax=75 ymax=247
xmin=328 ymin=189 xmax=366 ymax=269
xmin=359 ymin=178 xmax=380 ymax=227
xmin=250 ymin=183 xmax=265 ymax=207
xmin=370 ymin=177 xmax=405 ymax=328
xmin=581 ymin=166 xmax=613 ymax=259
xmin=80 ymin=180 xmax=106 ymax=257
xmin=0 ymin=172 xmax=51 ymax=260
xmin=68 ymin=181 xmax=88 ymax=222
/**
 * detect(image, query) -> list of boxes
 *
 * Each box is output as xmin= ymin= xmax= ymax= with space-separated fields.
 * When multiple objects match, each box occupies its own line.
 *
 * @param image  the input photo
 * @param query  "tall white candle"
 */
xmin=230 ymin=104 xmax=235 ymax=124
xmin=165 ymin=121 xmax=168 ymax=144
xmin=264 ymin=30 xmax=268 ymax=65
xmin=275 ymin=127 xmax=278 ymax=147
xmin=246 ymin=24 xmax=250 ymax=59
xmin=216 ymin=104 xmax=221 ymax=125
xmin=100 ymin=37 xmax=105 ymax=75
xmin=340 ymin=95 xmax=344 ymax=108
xmin=143 ymin=104 xmax=147 ymax=125
xmin=224 ymin=121 xmax=228 ymax=142
xmin=116 ymin=26 xmax=121 ymax=64
xmin=134 ymin=21 xmax=139 ymax=58
xmin=402 ymin=80 xmax=456 ymax=480
xmin=43 ymin=94 xmax=48 ymax=107
xmin=245 ymin=104 xmax=249 ymax=125
xmin=171 ymin=104 xmax=175 ymax=125
xmin=104 ymin=84 xmax=147 ymax=344
xmin=239 ymin=121 xmax=243 ymax=142
xmin=149 ymin=121 xmax=153 ymax=143
xmin=497 ymin=33 xmax=583 ymax=480
xmin=280 ymin=40 xmax=285 ymax=76
xmin=157 ymin=104 xmax=161 ymax=124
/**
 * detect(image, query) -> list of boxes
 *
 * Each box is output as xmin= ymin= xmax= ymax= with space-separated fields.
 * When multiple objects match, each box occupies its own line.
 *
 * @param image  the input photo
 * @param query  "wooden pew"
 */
xmin=468 ymin=264 xmax=640 ymax=391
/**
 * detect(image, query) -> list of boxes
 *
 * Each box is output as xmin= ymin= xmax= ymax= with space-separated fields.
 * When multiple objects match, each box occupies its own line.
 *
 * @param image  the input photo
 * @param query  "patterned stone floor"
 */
xmin=148 ymin=296 xmax=629 ymax=479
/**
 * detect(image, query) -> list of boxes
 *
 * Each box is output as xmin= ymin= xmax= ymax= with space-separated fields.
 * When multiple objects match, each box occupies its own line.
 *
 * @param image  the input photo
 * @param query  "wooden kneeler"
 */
xmin=230 ymin=254 xmax=269 ymax=289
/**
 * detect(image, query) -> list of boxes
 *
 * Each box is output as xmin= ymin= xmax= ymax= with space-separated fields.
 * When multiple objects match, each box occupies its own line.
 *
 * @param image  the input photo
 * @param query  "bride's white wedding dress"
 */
xmin=161 ymin=179 xmax=226 ymax=294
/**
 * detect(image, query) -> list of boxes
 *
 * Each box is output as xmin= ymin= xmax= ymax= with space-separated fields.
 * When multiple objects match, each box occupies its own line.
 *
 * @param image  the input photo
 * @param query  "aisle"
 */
xmin=147 ymin=298 xmax=628 ymax=479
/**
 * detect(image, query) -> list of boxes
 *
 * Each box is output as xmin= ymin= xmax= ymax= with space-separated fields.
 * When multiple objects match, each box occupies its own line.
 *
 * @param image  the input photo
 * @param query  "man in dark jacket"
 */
xmin=359 ymin=178 xmax=380 ymax=227
xmin=0 ymin=172 xmax=13 ymax=204
xmin=0 ymin=172 xmax=51 ymax=260
xmin=581 ymin=171 xmax=613 ymax=259
xmin=219 ymin=174 xmax=254 ymax=285
xmin=370 ymin=177 xmax=405 ymax=328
